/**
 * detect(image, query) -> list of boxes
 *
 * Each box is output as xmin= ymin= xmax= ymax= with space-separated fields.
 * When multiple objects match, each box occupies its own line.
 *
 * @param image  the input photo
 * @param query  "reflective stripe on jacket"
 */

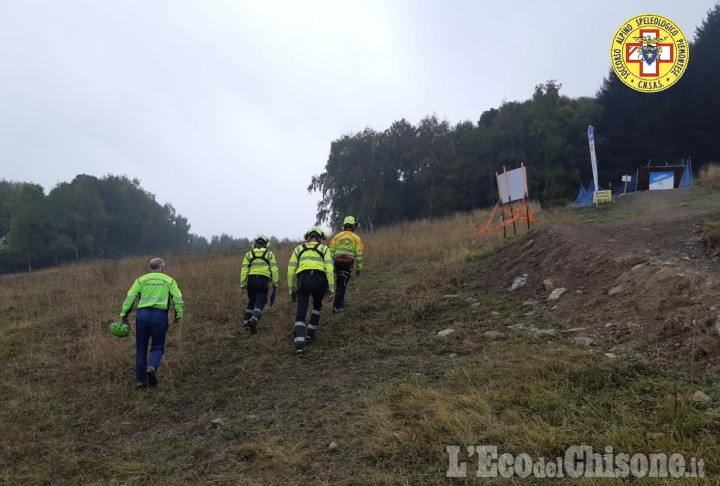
xmin=121 ymin=272 xmax=184 ymax=318
xmin=329 ymin=230 xmax=364 ymax=271
xmin=287 ymin=242 xmax=335 ymax=293
xmin=240 ymin=248 xmax=279 ymax=287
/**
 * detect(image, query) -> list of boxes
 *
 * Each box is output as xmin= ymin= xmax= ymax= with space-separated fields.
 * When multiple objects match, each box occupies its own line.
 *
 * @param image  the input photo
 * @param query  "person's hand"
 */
xmin=324 ymin=291 xmax=334 ymax=302
xmin=240 ymin=286 xmax=247 ymax=294
xmin=121 ymin=316 xmax=130 ymax=325
xmin=172 ymin=318 xmax=181 ymax=328
xmin=290 ymin=291 xmax=297 ymax=303
xmin=355 ymin=270 xmax=361 ymax=279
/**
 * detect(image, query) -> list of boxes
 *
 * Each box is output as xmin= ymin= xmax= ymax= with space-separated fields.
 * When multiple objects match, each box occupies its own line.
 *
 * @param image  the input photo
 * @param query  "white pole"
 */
xmin=588 ymin=126 xmax=599 ymax=207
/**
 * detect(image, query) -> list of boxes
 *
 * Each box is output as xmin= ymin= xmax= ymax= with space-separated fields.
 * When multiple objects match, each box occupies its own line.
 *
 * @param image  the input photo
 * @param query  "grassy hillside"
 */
xmin=1 ymin=204 xmax=717 ymax=485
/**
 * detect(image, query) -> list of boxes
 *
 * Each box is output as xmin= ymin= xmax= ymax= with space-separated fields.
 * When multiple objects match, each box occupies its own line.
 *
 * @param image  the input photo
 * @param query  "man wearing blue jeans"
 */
xmin=120 ymin=258 xmax=184 ymax=387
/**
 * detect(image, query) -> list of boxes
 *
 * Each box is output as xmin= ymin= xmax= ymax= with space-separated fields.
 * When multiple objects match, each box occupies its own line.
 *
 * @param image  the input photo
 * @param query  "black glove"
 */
xmin=355 ymin=270 xmax=361 ymax=279
xmin=290 ymin=291 xmax=297 ymax=303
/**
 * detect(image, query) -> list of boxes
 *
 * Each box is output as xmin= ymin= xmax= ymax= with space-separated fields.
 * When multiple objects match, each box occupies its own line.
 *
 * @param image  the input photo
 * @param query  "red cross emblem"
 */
xmin=625 ymin=29 xmax=674 ymax=77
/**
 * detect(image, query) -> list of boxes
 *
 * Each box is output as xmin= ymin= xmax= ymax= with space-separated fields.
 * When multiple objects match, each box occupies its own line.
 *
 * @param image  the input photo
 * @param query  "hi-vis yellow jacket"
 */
xmin=121 ymin=272 xmax=184 ymax=318
xmin=329 ymin=230 xmax=364 ymax=270
xmin=287 ymin=242 xmax=335 ymax=293
xmin=240 ymin=248 xmax=279 ymax=288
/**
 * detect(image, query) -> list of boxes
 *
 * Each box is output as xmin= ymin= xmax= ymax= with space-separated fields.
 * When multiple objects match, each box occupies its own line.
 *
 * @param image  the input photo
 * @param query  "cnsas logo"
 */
xmin=610 ymin=13 xmax=689 ymax=93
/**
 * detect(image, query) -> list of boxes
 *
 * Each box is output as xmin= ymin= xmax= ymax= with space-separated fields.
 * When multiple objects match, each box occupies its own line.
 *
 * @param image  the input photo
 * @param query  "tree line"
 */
xmin=0 ymin=174 xmax=284 ymax=273
xmin=310 ymin=4 xmax=720 ymax=229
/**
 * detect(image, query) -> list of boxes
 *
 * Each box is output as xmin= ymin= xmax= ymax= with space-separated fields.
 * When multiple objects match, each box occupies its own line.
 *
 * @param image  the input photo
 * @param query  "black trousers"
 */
xmin=244 ymin=275 xmax=270 ymax=322
xmin=333 ymin=260 xmax=354 ymax=309
xmin=294 ymin=271 xmax=328 ymax=350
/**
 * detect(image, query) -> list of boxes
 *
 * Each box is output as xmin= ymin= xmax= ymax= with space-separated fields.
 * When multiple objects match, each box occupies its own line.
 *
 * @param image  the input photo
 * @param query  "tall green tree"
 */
xmin=310 ymin=128 xmax=390 ymax=229
xmin=414 ymin=115 xmax=453 ymax=218
xmin=5 ymin=184 xmax=52 ymax=271
xmin=95 ymin=175 xmax=189 ymax=257
xmin=159 ymin=203 xmax=192 ymax=251
xmin=47 ymin=177 xmax=109 ymax=260
xmin=0 ymin=180 xmax=23 ymax=240
xmin=676 ymin=3 xmax=720 ymax=164
xmin=381 ymin=119 xmax=423 ymax=225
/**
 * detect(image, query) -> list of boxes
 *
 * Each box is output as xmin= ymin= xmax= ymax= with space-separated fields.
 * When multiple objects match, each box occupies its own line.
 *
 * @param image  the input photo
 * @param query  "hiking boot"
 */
xmin=333 ymin=307 xmax=342 ymax=314
xmin=295 ymin=348 xmax=305 ymax=358
xmin=146 ymin=367 xmax=158 ymax=386
xmin=306 ymin=333 xmax=315 ymax=343
xmin=136 ymin=381 xmax=148 ymax=389
xmin=248 ymin=316 xmax=258 ymax=334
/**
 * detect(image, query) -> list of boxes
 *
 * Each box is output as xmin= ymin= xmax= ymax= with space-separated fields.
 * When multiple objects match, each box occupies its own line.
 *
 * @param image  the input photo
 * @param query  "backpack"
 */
xmin=295 ymin=243 xmax=327 ymax=261
xmin=248 ymin=248 xmax=272 ymax=273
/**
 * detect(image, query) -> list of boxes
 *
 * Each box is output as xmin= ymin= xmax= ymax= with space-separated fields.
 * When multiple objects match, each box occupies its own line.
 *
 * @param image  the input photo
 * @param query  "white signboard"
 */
xmin=497 ymin=167 xmax=527 ymax=203
xmin=649 ymin=172 xmax=674 ymax=190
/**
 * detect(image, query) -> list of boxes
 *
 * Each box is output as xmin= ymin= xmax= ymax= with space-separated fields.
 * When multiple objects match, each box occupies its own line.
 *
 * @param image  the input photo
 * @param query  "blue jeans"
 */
xmin=135 ymin=307 xmax=169 ymax=383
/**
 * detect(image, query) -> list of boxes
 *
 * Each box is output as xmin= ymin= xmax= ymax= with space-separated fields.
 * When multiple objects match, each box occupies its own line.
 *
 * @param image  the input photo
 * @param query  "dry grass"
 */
xmin=703 ymin=221 xmax=720 ymax=259
xmin=1 ymin=203 xmax=718 ymax=485
xmin=696 ymin=162 xmax=720 ymax=187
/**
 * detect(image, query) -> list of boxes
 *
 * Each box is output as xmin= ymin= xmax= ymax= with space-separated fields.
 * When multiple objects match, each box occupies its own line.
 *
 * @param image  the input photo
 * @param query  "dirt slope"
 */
xmin=473 ymin=186 xmax=720 ymax=372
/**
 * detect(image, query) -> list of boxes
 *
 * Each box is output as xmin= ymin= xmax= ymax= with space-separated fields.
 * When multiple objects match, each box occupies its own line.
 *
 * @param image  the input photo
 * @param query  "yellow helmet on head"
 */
xmin=343 ymin=216 xmax=358 ymax=230
xmin=304 ymin=226 xmax=326 ymax=240
xmin=252 ymin=234 xmax=271 ymax=249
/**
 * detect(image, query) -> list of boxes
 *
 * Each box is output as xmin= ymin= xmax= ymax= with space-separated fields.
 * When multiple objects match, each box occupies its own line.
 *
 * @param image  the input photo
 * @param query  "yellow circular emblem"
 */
xmin=610 ymin=13 xmax=689 ymax=93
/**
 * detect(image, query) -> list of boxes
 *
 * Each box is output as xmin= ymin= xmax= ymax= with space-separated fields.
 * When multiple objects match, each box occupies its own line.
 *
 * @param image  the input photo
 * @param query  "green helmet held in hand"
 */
xmin=110 ymin=321 xmax=131 ymax=337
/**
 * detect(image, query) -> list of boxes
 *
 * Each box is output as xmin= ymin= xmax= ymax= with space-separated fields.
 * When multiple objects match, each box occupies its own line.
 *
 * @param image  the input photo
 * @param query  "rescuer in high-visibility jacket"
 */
xmin=329 ymin=216 xmax=364 ymax=314
xmin=240 ymin=234 xmax=279 ymax=335
xmin=287 ymin=226 xmax=335 ymax=357
xmin=120 ymin=257 xmax=184 ymax=388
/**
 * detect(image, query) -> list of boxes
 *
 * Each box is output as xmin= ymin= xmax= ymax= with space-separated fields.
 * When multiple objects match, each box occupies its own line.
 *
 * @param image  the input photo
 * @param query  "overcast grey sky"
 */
xmin=0 ymin=1 xmax=714 ymax=240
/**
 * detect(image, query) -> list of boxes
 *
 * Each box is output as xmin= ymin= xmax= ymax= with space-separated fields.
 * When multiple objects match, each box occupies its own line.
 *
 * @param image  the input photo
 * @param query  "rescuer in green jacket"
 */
xmin=120 ymin=257 xmax=183 ymax=387
xmin=240 ymin=234 xmax=279 ymax=334
xmin=287 ymin=226 xmax=335 ymax=357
